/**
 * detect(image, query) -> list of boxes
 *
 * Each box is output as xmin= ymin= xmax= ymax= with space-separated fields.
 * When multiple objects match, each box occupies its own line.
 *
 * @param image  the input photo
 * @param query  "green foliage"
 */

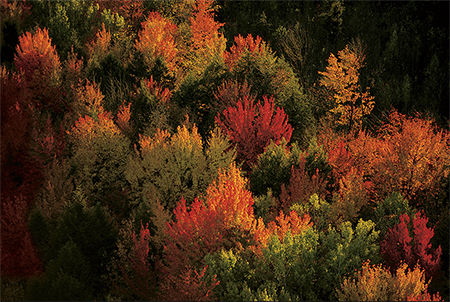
xmin=316 ymin=219 xmax=381 ymax=300
xmin=1 ymin=278 xmax=27 ymax=301
xmin=173 ymin=58 xmax=231 ymax=138
xmin=290 ymin=193 xmax=332 ymax=233
xmin=26 ymin=240 xmax=93 ymax=301
xmin=373 ymin=191 xmax=416 ymax=240
xmin=205 ymin=127 xmax=237 ymax=179
xmin=68 ymin=112 xmax=132 ymax=213
xmin=129 ymin=77 xmax=173 ymax=142
xmin=250 ymin=140 xmax=302 ymax=198
xmin=230 ymin=46 xmax=316 ymax=146
xmin=30 ymin=0 xmax=101 ymax=60
xmin=259 ymin=229 xmax=319 ymax=301
xmin=126 ymin=125 xmax=235 ymax=213
xmin=253 ymin=189 xmax=277 ymax=224
xmin=28 ymin=198 xmax=119 ymax=300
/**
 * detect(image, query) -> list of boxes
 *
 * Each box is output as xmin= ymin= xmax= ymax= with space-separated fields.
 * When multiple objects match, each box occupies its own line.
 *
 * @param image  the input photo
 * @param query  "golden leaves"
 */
xmin=318 ymin=45 xmax=375 ymax=129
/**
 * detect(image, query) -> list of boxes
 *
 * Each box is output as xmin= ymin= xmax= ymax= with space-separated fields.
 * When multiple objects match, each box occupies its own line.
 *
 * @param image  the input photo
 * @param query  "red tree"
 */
xmin=159 ymin=165 xmax=251 ymax=300
xmin=215 ymin=95 xmax=293 ymax=171
xmin=380 ymin=212 xmax=442 ymax=282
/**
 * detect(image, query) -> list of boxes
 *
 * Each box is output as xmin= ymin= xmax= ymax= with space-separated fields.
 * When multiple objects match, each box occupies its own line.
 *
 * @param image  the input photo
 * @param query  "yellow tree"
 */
xmin=318 ymin=44 xmax=374 ymax=129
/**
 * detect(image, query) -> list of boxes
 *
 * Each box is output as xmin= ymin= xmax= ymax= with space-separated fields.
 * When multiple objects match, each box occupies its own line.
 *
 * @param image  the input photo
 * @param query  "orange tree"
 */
xmin=317 ymin=44 xmax=375 ymax=131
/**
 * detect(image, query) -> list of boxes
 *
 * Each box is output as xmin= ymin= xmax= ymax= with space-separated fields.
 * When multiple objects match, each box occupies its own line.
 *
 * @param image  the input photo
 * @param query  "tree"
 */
xmin=14 ymin=27 xmax=65 ymax=113
xmin=160 ymin=164 xmax=249 ymax=300
xmin=185 ymin=0 xmax=226 ymax=76
xmin=215 ymin=95 xmax=293 ymax=171
xmin=135 ymin=11 xmax=179 ymax=74
xmin=336 ymin=261 xmax=442 ymax=301
xmin=380 ymin=212 xmax=442 ymax=282
xmin=318 ymin=44 xmax=375 ymax=130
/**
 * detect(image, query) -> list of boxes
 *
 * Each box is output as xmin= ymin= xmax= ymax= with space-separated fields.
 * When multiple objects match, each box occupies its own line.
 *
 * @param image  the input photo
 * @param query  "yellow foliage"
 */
xmin=319 ymin=45 xmax=375 ymax=129
xmin=336 ymin=261 xmax=441 ymax=301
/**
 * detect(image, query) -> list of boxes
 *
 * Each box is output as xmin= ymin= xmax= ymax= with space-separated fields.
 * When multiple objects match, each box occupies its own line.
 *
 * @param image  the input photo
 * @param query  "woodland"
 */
xmin=0 ymin=0 xmax=449 ymax=301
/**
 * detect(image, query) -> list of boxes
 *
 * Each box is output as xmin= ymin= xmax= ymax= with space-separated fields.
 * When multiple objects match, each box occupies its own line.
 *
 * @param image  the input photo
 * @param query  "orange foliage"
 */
xmin=87 ymin=23 xmax=111 ymax=63
xmin=14 ymin=27 xmax=61 ymax=84
xmin=69 ymin=111 xmax=121 ymax=142
xmin=71 ymin=79 xmax=104 ymax=117
xmin=337 ymin=261 xmax=442 ymax=301
xmin=204 ymin=165 xmax=255 ymax=232
xmin=14 ymin=27 xmax=63 ymax=112
xmin=224 ymin=34 xmax=266 ymax=70
xmin=318 ymin=45 xmax=374 ymax=129
xmin=350 ymin=109 xmax=450 ymax=206
xmin=116 ymin=101 xmax=132 ymax=136
xmin=136 ymin=11 xmax=179 ymax=72
xmin=189 ymin=0 xmax=226 ymax=60
xmin=141 ymin=76 xmax=172 ymax=105
xmin=65 ymin=46 xmax=84 ymax=84
xmin=251 ymin=210 xmax=312 ymax=256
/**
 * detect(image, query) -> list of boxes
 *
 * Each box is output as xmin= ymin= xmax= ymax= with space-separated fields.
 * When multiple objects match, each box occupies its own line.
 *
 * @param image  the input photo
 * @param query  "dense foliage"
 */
xmin=1 ymin=1 xmax=448 ymax=301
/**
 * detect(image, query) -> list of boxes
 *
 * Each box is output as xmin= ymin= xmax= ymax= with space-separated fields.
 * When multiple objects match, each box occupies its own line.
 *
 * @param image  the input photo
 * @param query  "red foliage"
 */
xmin=224 ymin=34 xmax=266 ymax=70
xmin=380 ymin=212 xmax=442 ymax=282
xmin=278 ymin=157 xmax=328 ymax=214
xmin=160 ymin=165 xmax=250 ymax=299
xmin=215 ymin=95 xmax=293 ymax=171
xmin=327 ymin=139 xmax=355 ymax=182
xmin=117 ymin=223 xmax=157 ymax=301
xmin=0 ymin=194 xmax=43 ymax=278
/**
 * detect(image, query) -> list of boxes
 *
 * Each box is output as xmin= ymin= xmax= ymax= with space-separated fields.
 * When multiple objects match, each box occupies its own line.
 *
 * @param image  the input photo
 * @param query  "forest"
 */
xmin=1 ymin=0 xmax=449 ymax=301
